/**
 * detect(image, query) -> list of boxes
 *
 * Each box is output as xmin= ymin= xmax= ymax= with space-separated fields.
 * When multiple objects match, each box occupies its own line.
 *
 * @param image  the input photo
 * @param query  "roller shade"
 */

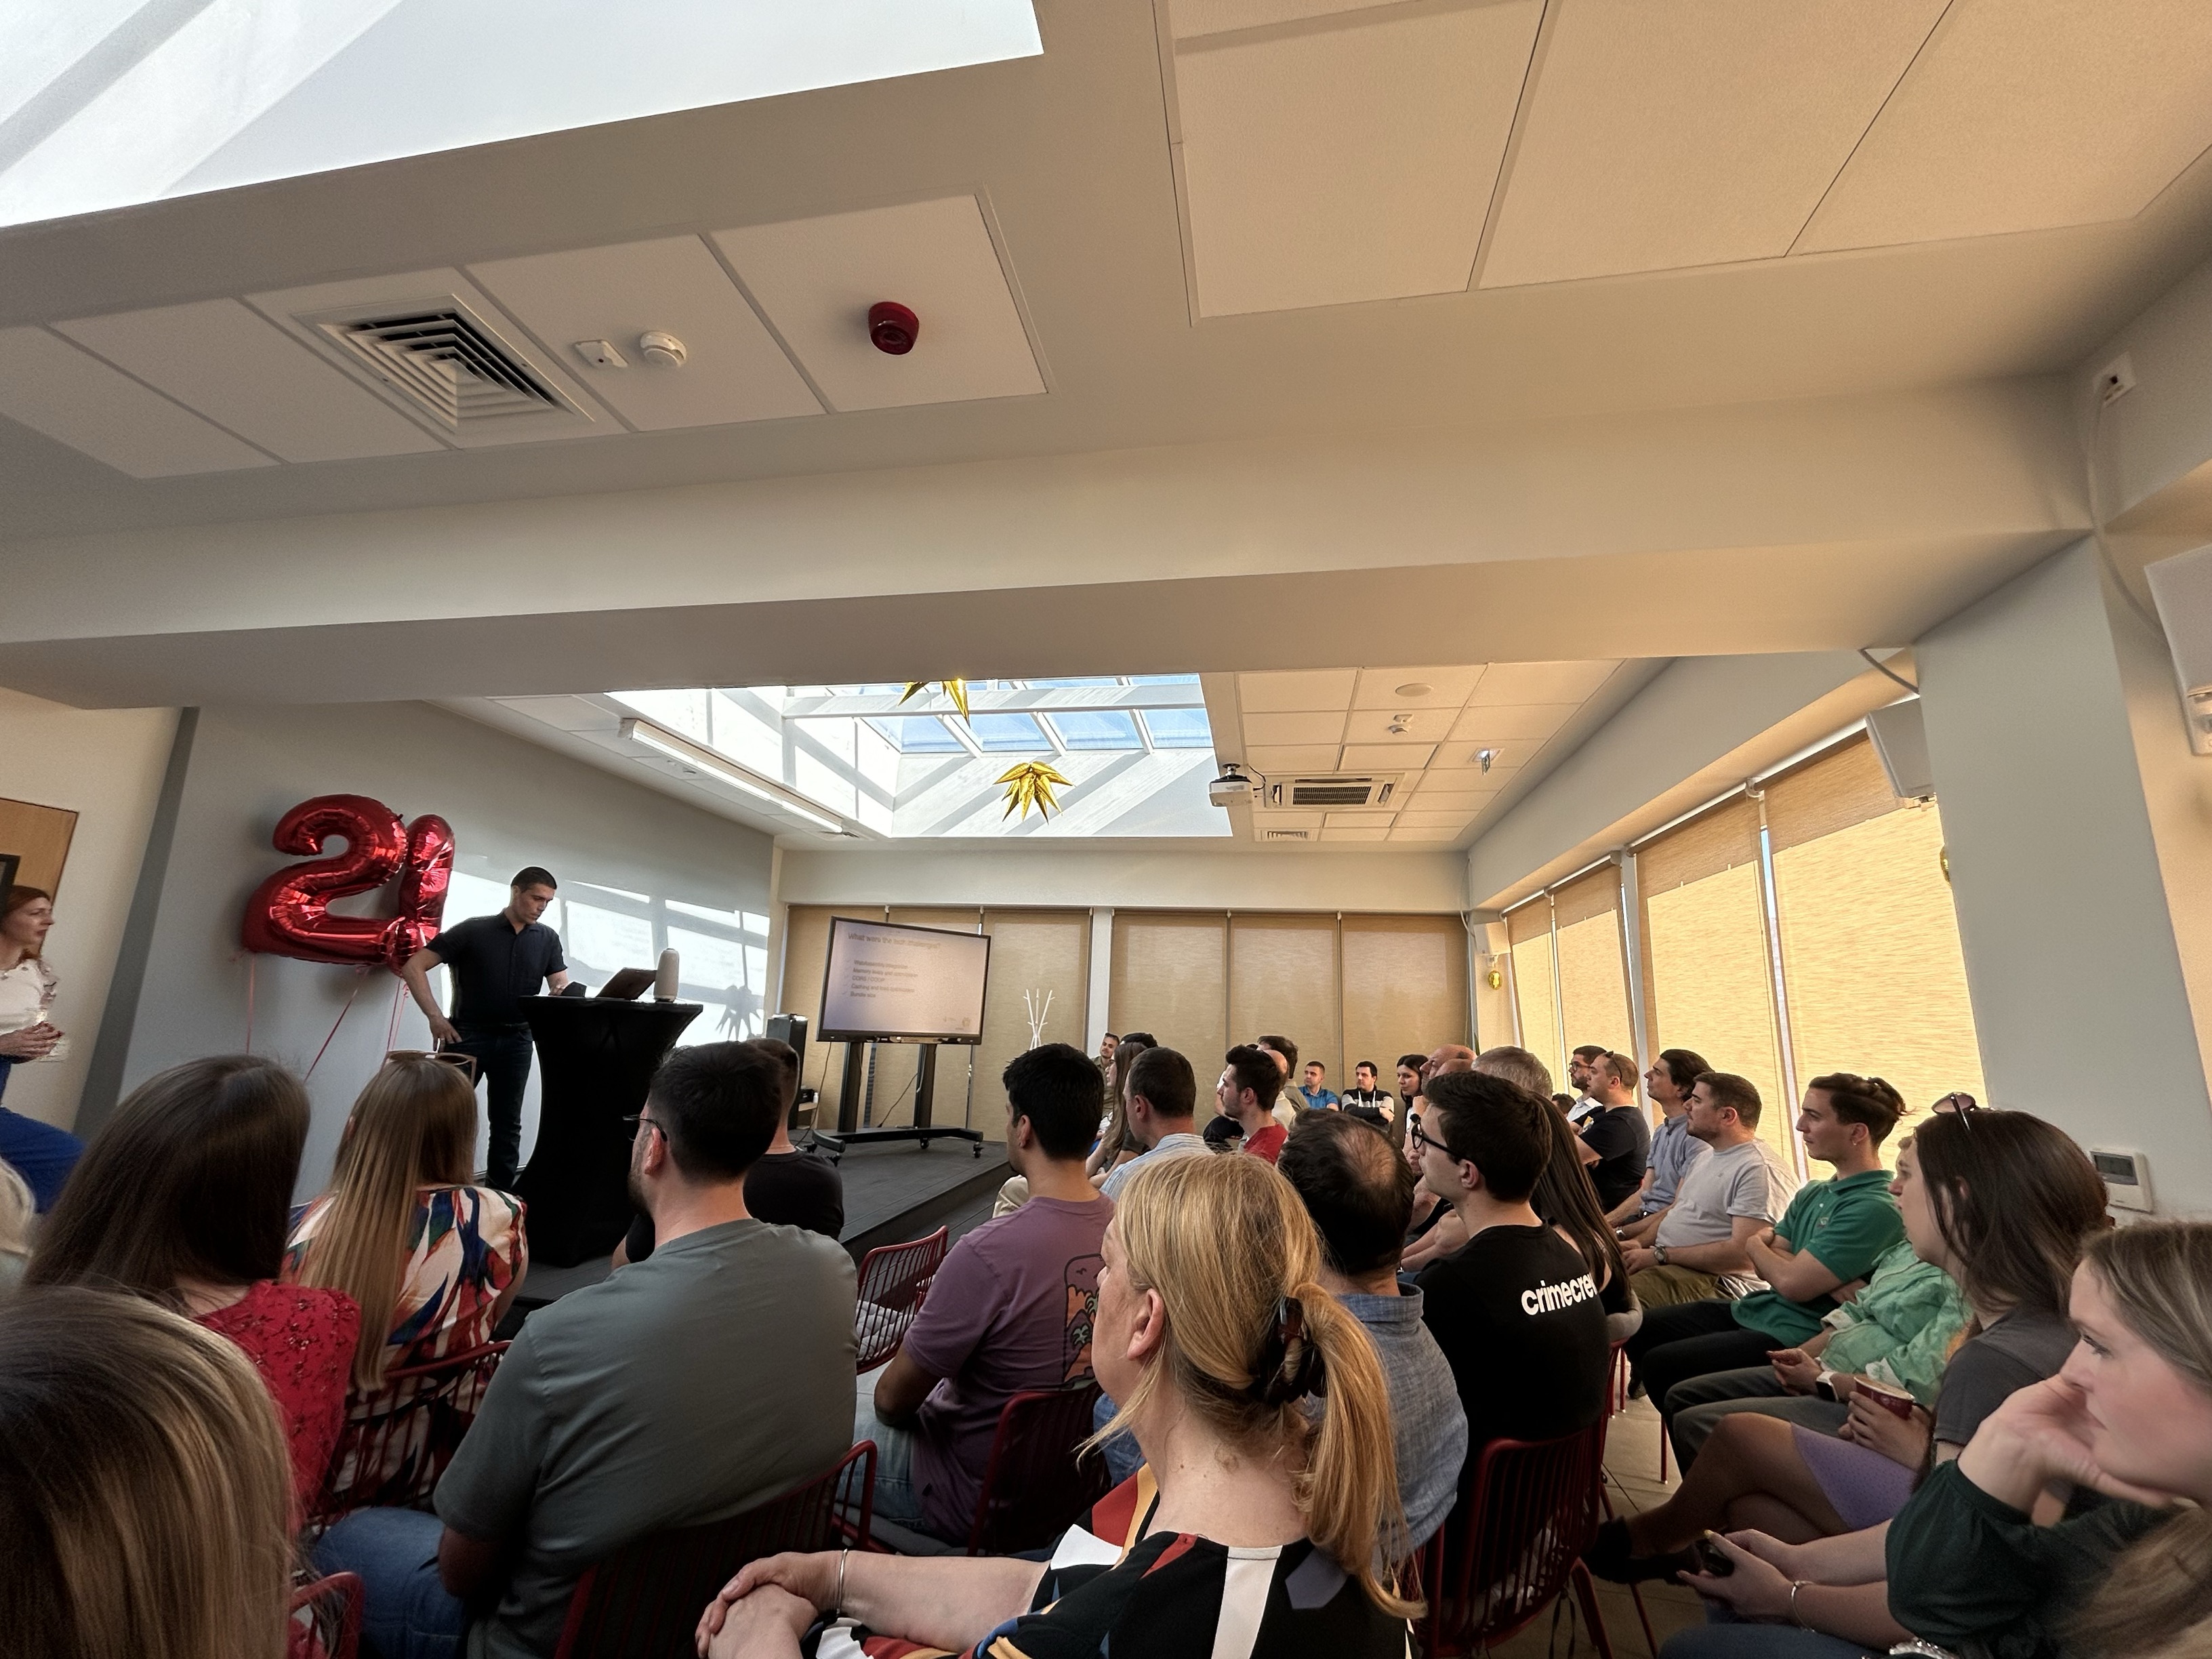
xmin=1343 ymin=915 xmax=1467 ymax=1142
xmin=1229 ymin=914 xmax=1343 ymax=1089
xmin=1505 ymin=897 xmax=1560 ymax=1094
xmin=1553 ymin=863 xmax=1633 ymax=1069
xmin=1108 ymin=913 xmax=1229 ymax=1115
xmin=973 ymin=910 xmax=1091 ymax=1129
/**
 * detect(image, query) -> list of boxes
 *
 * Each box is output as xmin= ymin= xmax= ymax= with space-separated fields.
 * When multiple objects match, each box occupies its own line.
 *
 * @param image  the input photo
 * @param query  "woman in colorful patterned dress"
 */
xmin=285 ymin=1054 xmax=527 ymax=1510
xmin=697 ymin=1152 xmax=1418 ymax=1659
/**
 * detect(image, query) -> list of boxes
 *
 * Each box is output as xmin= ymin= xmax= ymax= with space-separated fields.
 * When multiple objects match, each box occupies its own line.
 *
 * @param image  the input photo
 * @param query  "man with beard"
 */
xmin=404 ymin=1042 xmax=854 ymax=1659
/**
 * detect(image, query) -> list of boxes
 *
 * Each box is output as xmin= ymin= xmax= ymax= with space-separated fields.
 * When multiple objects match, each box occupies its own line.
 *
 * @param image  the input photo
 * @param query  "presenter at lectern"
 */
xmin=401 ymin=865 xmax=571 ymax=1189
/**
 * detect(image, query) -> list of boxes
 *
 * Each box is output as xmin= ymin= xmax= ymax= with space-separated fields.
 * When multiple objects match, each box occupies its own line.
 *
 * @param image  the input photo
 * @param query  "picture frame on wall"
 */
xmin=0 ymin=796 xmax=77 ymax=895
xmin=0 ymin=853 xmax=17 ymax=894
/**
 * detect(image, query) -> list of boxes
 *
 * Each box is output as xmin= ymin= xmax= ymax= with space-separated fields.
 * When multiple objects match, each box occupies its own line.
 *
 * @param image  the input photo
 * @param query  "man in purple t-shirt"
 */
xmin=856 ymin=1042 xmax=1111 ymax=1543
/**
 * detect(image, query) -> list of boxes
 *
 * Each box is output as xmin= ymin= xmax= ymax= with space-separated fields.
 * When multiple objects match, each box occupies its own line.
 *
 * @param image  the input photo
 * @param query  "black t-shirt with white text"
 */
xmin=1415 ymin=1223 xmax=1610 ymax=1445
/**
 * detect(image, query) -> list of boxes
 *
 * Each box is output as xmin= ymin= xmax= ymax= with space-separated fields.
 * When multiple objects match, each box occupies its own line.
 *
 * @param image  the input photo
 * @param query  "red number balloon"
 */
xmin=242 ymin=797 xmax=457 ymax=968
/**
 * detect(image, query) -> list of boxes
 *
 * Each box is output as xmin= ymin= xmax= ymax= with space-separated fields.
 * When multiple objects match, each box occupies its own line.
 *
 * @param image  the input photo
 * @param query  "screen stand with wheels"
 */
xmin=814 ymin=1040 xmax=983 ymax=1158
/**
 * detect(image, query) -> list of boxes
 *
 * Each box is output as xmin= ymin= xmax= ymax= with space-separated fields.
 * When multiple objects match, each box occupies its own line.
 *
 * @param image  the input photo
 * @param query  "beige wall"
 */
xmin=0 ymin=689 xmax=177 ymax=1130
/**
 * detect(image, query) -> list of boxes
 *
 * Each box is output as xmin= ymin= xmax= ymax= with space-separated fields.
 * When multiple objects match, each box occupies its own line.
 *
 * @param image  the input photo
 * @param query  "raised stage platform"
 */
xmin=506 ymin=1139 xmax=1010 ymax=1318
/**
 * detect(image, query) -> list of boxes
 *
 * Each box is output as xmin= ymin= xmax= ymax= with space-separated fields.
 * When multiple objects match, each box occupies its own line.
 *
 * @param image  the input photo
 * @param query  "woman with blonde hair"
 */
xmin=0 ymin=1286 xmax=295 ymax=1659
xmin=285 ymin=1054 xmax=527 ymax=1504
xmin=697 ymin=1152 xmax=1416 ymax=1658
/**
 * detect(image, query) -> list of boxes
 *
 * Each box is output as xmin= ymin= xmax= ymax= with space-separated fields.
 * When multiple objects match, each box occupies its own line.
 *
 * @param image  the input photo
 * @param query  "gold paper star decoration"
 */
xmin=899 ymin=678 xmax=971 ymax=719
xmin=996 ymin=760 xmax=1071 ymax=820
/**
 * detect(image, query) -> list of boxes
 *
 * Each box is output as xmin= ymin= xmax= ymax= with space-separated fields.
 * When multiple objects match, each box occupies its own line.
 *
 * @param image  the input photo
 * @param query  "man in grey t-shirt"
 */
xmin=313 ymin=1042 xmax=856 ymax=1659
xmin=1099 ymin=1047 xmax=1212 ymax=1202
xmin=1621 ymin=1073 xmax=1795 ymax=1309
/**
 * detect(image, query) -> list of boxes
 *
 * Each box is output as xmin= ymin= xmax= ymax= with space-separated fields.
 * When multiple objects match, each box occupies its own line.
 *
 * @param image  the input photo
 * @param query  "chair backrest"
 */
xmin=853 ymin=1227 xmax=949 ymax=1372
xmin=1416 ymin=1421 xmax=1609 ymax=1656
xmin=966 ymin=1380 xmax=1113 ymax=1555
xmin=289 ymin=1570 xmax=364 ymax=1659
xmin=555 ymin=1441 xmax=876 ymax=1659
xmin=311 ymin=1340 xmax=508 ymax=1525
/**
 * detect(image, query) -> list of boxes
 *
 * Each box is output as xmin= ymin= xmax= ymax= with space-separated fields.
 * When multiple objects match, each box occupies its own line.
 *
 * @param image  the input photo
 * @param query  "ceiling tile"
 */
xmin=1342 ymin=708 xmax=1456 ymax=745
xmin=1799 ymin=0 xmax=2212 ymax=253
xmin=1237 ymin=668 xmax=1358 ymax=712
xmin=54 ymin=300 xmax=443 ymax=464
xmin=1253 ymin=809 xmax=1324 ymax=833
xmin=1422 ymin=762 xmax=1520 ymax=788
xmin=1244 ymin=710 xmax=1347 ymax=746
xmin=1351 ymin=665 xmax=1483 ymax=710
xmin=1175 ymin=0 xmax=1544 ymax=315
xmin=712 ymin=197 xmax=1043 ymax=412
xmin=1325 ymin=808 xmax=1398 ymax=826
xmin=1171 ymin=0 xmax=1406 ymax=41
xmin=1447 ymin=703 xmax=1582 ymax=742
xmin=1321 ymin=825 xmax=1394 ymax=842
xmin=469 ymin=237 xmax=821 ymax=430
xmin=1431 ymin=737 xmax=1540 ymax=771
xmin=1243 ymin=744 xmax=1341 ymax=773
xmin=1408 ymin=788 xmax=1498 ymax=811
xmin=1395 ymin=808 xmax=1475 ymax=828
xmin=1339 ymin=742 xmax=1433 ymax=770
xmin=1481 ymin=0 xmax=1946 ymax=288
xmin=1467 ymin=661 xmax=1620 ymax=704
xmin=0 ymin=327 xmax=273 ymax=477
xmin=1389 ymin=824 xmax=1464 ymax=842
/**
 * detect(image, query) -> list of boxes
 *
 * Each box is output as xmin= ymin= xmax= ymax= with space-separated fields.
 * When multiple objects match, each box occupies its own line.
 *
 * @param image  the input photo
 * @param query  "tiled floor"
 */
xmin=1484 ymin=1396 xmax=1705 ymax=1658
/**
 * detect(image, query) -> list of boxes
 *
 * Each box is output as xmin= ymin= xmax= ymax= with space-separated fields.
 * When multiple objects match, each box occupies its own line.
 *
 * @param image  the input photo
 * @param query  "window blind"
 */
xmin=1553 ymin=863 xmax=1633 ymax=1072
xmin=974 ymin=910 xmax=1090 ymax=1128
xmin=1342 ymin=914 xmax=1467 ymax=1141
xmin=1108 ymin=912 xmax=1229 ymax=1114
xmin=1505 ymin=899 xmax=1560 ymax=1092
xmin=1229 ymin=914 xmax=1343 ymax=1087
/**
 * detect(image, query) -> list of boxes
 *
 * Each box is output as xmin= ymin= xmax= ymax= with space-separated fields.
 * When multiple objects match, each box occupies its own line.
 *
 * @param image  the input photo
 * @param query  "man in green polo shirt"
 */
xmin=1622 ymin=1073 xmax=1907 ymax=1416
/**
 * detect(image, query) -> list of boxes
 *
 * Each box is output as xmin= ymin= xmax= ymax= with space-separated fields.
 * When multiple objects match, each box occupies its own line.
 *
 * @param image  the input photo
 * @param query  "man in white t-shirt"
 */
xmin=1099 ymin=1048 xmax=1210 ymax=1201
xmin=1620 ymin=1072 xmax=1795 ymax=1308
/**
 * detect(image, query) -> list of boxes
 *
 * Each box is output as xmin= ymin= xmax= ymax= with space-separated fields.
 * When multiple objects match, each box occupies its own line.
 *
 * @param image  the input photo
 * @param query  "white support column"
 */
xmin=1086 ymin=907 xmax=1114 ymax=1057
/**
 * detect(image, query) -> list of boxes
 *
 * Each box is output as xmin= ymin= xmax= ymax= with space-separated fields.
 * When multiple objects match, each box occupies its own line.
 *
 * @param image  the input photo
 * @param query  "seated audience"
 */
xmin=1607 ymin=1047 xmax=1714 ymax=1227
xmin=1620 ymin=1073 xmax=1795 ymax=1307
xmin=1532 ymin=1099 xmax=1639 ymax=1343
xmin=1298 ymin=1059 xmax=1338 ymax=1111
xmin=1473 ymin=1043 xmax=1555 ymax=1098
xmin=1883 ymin=1221 xmax=2212 ymax=1659
xmin=620 ymin=1037 xmax=842 ymax=1256
xmin=1082 ymin=1033 xmax=1152 ymax=1191
xmin=857 ymin=1043 xmax=1112 ymax=1544
xmin=1577 ymin=1051 xmax=1651 ymax=1211
xmin=0 ymin=884 xmax=83 ymax=1213
xmin=1278 ymin=1109 xmax=1468 ymax=1550
xmin=315 ymin=1042 xmax=855 ymax=1659
xmin=0 ymin=1157 xmax=31 ymax=1301
xmin=1624 ymin=1074 xmax=1905 ymax=1413
xmin=1254 ymin=1033 xmax=1303 ymax=1129
xmin=1413 ymin=1070 xmax=1611 ymax=1446
xmin=1664 ymin=1233 xmax=1967 ymax=1467
xmin=28 ymin=1054 xmax=359 ymax=1512
xmin=1395 ymin=1051 xmax=1426 ymax=1125
xmin=1593 ymin=1108 xmax=2108 ymax=1586
xmin=1566 ymin=1043 xmax=1610 ymax=1124
xmin=697 ymin=1153 xmax=1418 ymax=1658
xmin=1339 ymin=1059 xmax=1395 ymax=1125
xmin=1099 ymin=1046 xmax=1206 ymax=1201
xmin=0 ymin=1287 xmax=296 ymax=1659
xmin=1397 ymin=1102 xmax=1457 ymax=1275
xmin=1221 ymin=1044 xmax=1289 ymax=1164
xmin=1399 ymin=1045 xmax=1563 ymax=1271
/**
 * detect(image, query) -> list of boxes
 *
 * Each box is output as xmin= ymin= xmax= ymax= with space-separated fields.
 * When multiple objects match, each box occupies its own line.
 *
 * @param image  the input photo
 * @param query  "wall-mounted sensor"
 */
xmin=869 ymin=301 xmax=919 ymax=354
xmin=574 ymin=339 xmax=626 ymax=369
xmin=638 ymin=331 xmax=687 ymax=368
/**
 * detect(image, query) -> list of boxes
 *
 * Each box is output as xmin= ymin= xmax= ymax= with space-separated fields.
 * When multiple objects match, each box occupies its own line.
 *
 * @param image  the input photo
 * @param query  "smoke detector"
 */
xmin=869 ymin=301 xmax=919 ymax=354
xmin=638 ymin=331 xmax=687 ymax=368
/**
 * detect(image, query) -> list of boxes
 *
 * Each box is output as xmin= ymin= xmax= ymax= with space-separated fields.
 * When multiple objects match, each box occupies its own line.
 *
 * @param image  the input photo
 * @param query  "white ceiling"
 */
xmin=1221 ymin=660 xmax=1624 ymax=847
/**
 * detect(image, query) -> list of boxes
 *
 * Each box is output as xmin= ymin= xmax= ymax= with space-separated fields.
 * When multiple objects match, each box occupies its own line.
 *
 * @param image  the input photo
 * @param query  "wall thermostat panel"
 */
xmin=2091 ymin=1147 xmax=2154 ymax=1213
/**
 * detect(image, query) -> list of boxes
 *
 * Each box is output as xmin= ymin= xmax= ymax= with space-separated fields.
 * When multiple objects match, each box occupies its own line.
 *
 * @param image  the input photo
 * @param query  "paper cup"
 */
xmin=1858 ymin=1378 xmax=1917 ymax=1419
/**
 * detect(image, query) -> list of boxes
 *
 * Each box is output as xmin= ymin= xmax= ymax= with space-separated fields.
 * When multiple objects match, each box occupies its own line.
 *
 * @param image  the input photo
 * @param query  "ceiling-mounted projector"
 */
xmin=1208 ymin=764 xmax=1260 ymax=808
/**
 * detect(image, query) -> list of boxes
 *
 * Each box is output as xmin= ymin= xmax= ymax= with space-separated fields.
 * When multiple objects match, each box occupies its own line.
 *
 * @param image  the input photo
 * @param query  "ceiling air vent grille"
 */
xmin=315 ymin=306 xmax=561 ymax=428
xmin=1263 ymin=828 xmax=1313 ymax=841
xmin=1270 ymin=775 xmax=1399 ymax=809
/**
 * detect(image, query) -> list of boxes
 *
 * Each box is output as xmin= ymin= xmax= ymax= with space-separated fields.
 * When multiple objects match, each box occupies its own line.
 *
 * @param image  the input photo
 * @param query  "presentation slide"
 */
xmin=819 ymin=918 xmax=991 ymax=1042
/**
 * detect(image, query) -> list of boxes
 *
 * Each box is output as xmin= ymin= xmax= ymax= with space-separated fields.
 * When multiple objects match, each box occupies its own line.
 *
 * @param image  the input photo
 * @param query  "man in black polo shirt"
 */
xmin=401 ymin=865 xmax=570 ymax=1189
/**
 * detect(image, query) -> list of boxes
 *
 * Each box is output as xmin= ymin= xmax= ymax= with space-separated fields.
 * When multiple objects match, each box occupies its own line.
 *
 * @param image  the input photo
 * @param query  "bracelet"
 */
xmin=837 ymin=1547 xmax=849 ymax=1617
xmin=1788 ymin=1580 xmax=1811 ymax=1629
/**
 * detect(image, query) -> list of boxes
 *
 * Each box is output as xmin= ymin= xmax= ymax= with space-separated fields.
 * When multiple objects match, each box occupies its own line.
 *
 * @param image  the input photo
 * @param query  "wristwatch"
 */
xmin=1814 ymin=1370 xmax=1839 ymax=1401
xmin=1653 ymin=1244 xmax=1671 ymax=1267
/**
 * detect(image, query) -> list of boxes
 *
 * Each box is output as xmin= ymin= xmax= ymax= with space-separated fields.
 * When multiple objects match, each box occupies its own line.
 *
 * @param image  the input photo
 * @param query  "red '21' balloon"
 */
xmin=241 ymin=795 xmax=455 ymax=968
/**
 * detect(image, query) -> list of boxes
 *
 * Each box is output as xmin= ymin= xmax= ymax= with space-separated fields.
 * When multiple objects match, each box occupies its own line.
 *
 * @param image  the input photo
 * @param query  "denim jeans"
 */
xmin=1660 ymin=1611 xmax=1881 ymax=1658
xmin=853 ymin=1371 xmax=925 ymax=1526
xmin=444 ymin=1027 xmax=533 ymax=1189
xmin=312 ymin=1507 xmax=470 ymax=1659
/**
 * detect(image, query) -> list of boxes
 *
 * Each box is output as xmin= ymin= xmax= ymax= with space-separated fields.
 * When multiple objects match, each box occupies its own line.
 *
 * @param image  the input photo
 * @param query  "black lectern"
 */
xmin=515 ymin=996 xmax=699 ymax=1266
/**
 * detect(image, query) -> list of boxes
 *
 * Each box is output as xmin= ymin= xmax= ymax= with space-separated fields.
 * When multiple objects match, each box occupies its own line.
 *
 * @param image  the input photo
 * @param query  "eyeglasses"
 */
xmin=386 ymin=1048 xmax=479 ymax=1082
xmin=622 ymin=1113 xmax=667 ymax=1142
xmin=1408 ymin=1117 xmax=1437 ymax=1155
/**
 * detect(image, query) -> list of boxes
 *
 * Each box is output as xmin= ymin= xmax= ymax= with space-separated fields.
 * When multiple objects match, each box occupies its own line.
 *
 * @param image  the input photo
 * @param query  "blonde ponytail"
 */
xmin=1091 ymin=1155 xmax=1420 ymax=1618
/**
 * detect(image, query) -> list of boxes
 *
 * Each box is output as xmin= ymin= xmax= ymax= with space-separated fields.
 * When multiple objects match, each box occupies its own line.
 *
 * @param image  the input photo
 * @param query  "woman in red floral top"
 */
xmin=28 ymin=1054 xmax=359 ymax=1514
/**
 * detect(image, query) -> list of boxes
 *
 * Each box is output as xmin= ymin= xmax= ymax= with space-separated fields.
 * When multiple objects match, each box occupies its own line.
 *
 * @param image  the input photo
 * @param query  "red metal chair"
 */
xmin=1414 ymin=1423 xmax=1620 ymax=1658
xmin=289 ymin=1570 xmax=364 ymax=1659
xmin=311 ymin=1340 xmax=508 ymax=1525
xmin=554 ymin=1441 xmax=877 ymax=1659
xmin=854 ymin=1227 xmax=949 ymax=1372
xmin=866 ymin=1380 xmax=1113 ymax=1558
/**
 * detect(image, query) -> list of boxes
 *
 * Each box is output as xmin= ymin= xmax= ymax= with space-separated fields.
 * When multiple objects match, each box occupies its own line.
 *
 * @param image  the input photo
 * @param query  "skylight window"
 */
xmin=1140 ymin=710 xmax=1214 ymax=749
xmin=1049 ymin=710 xmax=1142 ymax=750
xmin=0 ymin=1 xmax=1043 ymax=230
xmin=866 ymin=716 xmax=964 ymax=753
xmin=970 ymin=713 xmax=1052 ymax=752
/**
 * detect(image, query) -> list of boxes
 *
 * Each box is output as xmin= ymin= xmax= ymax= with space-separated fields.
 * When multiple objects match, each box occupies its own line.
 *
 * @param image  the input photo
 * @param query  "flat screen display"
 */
xmin=818 ymin=916 xmax=991 ymax=1044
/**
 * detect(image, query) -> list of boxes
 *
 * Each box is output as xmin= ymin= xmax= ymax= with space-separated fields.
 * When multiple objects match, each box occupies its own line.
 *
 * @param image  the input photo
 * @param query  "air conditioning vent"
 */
xmin=1263 ymin=828 xmax=1313 ymax=841
xmin=314 ymin=305 xmax=562 ymax=428
xmin=1269 ymin=775 xmax=1400 ymax=810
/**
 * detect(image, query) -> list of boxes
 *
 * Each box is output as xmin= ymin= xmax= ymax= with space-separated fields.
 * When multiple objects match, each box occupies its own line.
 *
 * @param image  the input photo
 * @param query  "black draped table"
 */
xmin=514 ymin=996 xmax=699 ymax=1266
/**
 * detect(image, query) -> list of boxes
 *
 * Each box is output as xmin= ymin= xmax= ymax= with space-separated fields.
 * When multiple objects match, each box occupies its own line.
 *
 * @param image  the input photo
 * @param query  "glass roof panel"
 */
xmin=1051 ymin=710 xmax=1143 ymax=750
xmin=970 ymin=713 xmax=1052 ymax=752
xmin=0 ymin=1 xmax=1042 ymax=229
xmin=865 ymin=716 xmax=963 ymax=752
xmin=1141 ymin=709 xmax=1214 ymax=749
xmin=1127 ymin=674 xmax=1203 ymax=687
xmin=1025 ymin=676 xmax=1124 ymax=689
